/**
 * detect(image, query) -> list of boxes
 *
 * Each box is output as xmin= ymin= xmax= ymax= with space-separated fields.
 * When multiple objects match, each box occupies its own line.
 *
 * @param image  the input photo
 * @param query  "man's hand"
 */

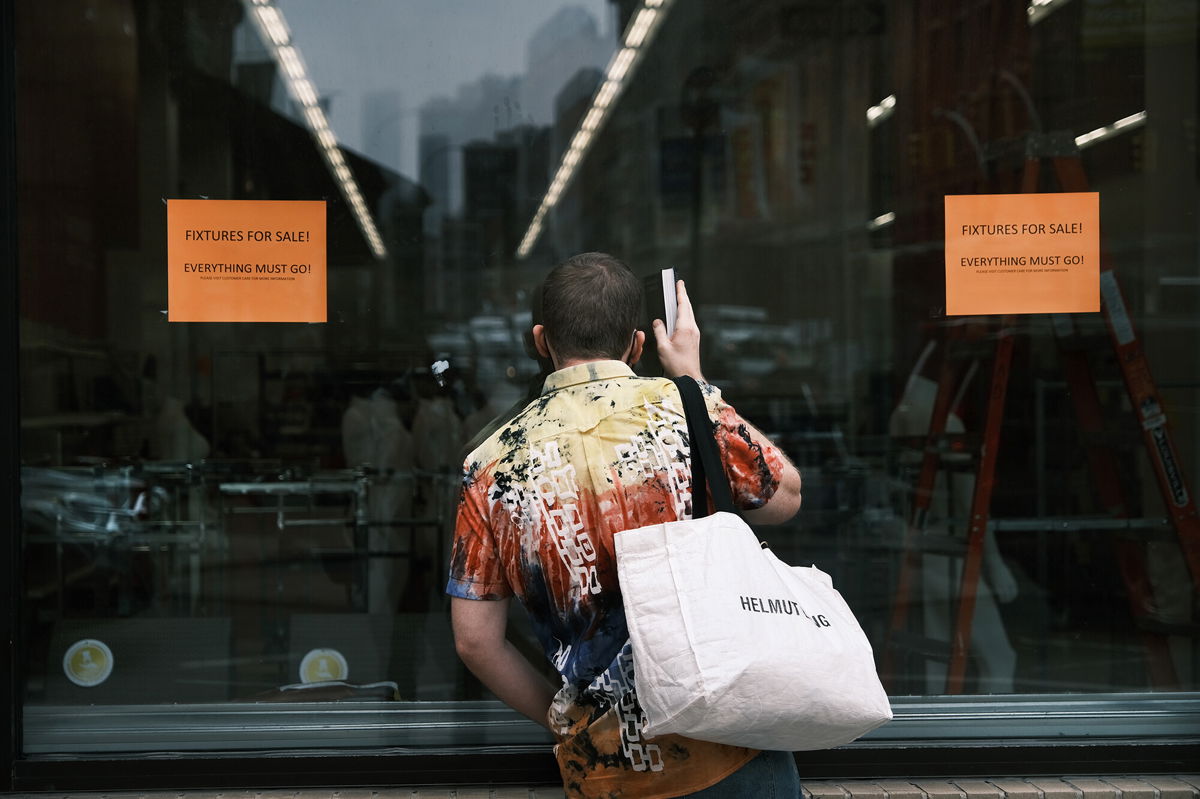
xmin=653 ymin=280 xmax=705 ymax=381
xmin=652 ymin=279 xmax=802 ymax=523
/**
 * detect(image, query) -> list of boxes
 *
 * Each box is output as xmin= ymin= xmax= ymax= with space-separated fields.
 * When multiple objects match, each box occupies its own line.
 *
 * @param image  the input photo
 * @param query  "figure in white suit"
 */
xmin=342 ymin=389 xmax=415 ymax=614
xmin=889 ymin=343 xmax=1018 ymax=694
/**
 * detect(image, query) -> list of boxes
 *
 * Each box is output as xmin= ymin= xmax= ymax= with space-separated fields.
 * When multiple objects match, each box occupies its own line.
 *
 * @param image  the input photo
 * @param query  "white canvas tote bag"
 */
xmin=614 ymin=377 xmax=892 ymax=751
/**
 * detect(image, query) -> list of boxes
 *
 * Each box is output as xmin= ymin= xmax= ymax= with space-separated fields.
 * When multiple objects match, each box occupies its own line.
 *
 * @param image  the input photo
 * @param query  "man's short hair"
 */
xmin=540 ymin=252 xmax=643 ymax=362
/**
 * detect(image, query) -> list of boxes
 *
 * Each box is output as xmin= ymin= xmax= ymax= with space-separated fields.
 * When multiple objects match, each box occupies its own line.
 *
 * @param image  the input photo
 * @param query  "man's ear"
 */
xmin=532 ymin=324 xmax=552 ymax=360
xmin=628 ymin=329 xmax=646 ymax=366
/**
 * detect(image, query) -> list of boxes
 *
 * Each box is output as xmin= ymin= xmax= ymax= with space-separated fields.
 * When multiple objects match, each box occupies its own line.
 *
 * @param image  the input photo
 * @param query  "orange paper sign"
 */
xmin=167 ymin=199 xmax=327 ymax=322
xmin=944 ymin=192 xmax=1099 ymax=316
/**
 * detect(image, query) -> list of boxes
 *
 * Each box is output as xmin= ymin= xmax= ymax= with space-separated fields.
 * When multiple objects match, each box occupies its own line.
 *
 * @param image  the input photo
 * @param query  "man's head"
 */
xmin=532 ymin=252 xmax=645 ymax=368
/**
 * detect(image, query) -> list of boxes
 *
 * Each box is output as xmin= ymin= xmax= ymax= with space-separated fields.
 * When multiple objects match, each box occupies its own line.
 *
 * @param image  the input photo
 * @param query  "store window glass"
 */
xmin=15 ymin=0 xmax=1199 ymax=757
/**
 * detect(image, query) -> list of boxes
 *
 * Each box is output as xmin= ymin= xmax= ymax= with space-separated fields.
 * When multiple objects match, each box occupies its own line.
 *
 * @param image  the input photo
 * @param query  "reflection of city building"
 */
xmin=523 ymin=6 xmax=612 ymax=126
xmin=418 ymin=74 xmax=526 ymax=195
xmin=553 ymin=67 xmax=605 ymax=164
xmin=546 ymin=0 xmax=879 ymax=398
xmin=415 ymin=5 xmax=609 ymax=324
xmin=418 ymin=73 xmax=527 ymax=322
xmin=419 ymin=132 xmax=452 ymax=236
xmin=360 ymin=89 xmax=406 ymax=173
xmin=463 ymin=140 xmax=519 ymax=259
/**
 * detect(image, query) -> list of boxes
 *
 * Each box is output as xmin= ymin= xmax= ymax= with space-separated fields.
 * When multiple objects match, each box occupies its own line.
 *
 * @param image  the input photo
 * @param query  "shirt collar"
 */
xmin=541 ymin=360 xmax=635 ymax=394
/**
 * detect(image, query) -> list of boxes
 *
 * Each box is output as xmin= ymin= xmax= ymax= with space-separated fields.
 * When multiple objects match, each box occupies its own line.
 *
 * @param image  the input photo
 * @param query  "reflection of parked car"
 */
xmin=426 ymin=324 xmax=471 ymax=364
xmin=471 ymin=314 xmax=540 ymax=387
xmin=427 ymin=312 xmax=540 ymax=391
xmin=468 ymin=315 xmax=515 ymax=351
xmin=699 ymin=305 xmax=813 ymax=382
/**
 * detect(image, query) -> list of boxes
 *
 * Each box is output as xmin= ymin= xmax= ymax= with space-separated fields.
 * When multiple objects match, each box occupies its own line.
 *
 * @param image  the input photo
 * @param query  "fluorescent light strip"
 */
xmin=303 ymin=104 xmax=327 ymax=132
xmin=608 ymin=47 xmax=637 ymax=83
xmin=1027 ymin=0 xmax=1070 ymax=25
xmin=571 ymin=129 xmax=594 ymax=151
xmin=867 ymin=211 xmax=896 ymax=231
xmin=581 ymin=107 xmax=604 ymax=132
xmin=277 ymin=46 xmax=305 ymax=80
xmin=256 ymin=6 xmax=289 ymax=46
xmin=516 ymin=0 xmax=674 ymax=258
xmin=626 ymin=8 xmax=658 ymax=47
xmin=1075 ymin=110 xmax=1146 ymax=149
xmin=867 ymin=95 xmax=896 ymax=127
xmin=594 ymin=80 xmax=619 ymax=109
xmin=291 ymin=77 xmax=318 ymax=108
xmin=242 ymin=0 xmax=386 ymax=258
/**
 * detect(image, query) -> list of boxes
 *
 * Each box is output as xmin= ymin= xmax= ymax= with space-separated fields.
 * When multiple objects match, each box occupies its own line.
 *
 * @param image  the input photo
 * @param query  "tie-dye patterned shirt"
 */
xmin=447 ymin=361 xmax=790 ymax=799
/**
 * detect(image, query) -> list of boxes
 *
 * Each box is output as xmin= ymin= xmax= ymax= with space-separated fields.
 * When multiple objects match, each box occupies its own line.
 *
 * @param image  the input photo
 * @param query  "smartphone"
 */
xmin=643 ymin=267 xmax=678 ymax=337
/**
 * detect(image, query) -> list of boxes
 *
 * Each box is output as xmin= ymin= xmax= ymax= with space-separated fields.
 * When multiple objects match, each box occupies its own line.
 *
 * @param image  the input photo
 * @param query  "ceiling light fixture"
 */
xmin=1075 ymin=111 xmax=1147 ymax=150
xmin=242 ymin=0 xmax=387 ymax=259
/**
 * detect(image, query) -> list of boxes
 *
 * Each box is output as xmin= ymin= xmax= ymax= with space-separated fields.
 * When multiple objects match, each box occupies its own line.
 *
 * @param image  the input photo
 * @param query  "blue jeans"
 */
xmin=678 ymin=749 xmax=801 ymax=798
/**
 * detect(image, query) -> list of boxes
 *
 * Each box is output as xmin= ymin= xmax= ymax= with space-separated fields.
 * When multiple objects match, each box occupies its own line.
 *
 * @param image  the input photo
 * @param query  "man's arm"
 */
xmin=451 ymin=596 xmax=559 ymax=729
xmin=654 ymin=280 xmax=802 ymax=525
xmin=738 ymin=420 xmax=802 ymax=524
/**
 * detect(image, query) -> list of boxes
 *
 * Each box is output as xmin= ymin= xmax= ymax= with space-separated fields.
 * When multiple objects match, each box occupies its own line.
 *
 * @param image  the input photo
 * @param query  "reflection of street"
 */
xmin=699 ymin=304 xmax=833 ymax=387
xmin=426 ymin=311 xmax=540 ymax=415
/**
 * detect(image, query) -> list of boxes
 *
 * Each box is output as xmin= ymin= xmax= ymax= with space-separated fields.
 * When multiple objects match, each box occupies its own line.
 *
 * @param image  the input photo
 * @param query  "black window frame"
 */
xmin=3 ymin=0 xmax=24 ymax=786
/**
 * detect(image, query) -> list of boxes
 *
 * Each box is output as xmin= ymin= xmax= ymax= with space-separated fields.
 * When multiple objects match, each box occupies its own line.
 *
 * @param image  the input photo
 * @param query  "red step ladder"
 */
xmin=883 ymin=131 xmax=1200 ymax=694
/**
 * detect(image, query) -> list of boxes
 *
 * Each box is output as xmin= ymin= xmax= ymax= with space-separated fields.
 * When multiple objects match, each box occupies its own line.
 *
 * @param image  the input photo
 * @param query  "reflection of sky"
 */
xmin=278 ymin=0 xmax=613 ymax=178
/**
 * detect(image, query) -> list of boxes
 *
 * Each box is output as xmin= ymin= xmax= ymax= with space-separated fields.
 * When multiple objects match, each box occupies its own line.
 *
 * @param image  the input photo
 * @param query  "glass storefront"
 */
xmin=6 ymin=0 xmax=1199 ymax=783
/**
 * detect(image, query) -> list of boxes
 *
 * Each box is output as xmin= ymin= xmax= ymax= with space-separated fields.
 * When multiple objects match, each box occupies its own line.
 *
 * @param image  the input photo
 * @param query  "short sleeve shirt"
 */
xmin=447 ymin=361 xmax=791 ymax=799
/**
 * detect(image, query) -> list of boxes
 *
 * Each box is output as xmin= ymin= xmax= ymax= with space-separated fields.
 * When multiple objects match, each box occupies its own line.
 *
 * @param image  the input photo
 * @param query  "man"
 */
xmin=447 ymin=252 xmax=803 ymax=798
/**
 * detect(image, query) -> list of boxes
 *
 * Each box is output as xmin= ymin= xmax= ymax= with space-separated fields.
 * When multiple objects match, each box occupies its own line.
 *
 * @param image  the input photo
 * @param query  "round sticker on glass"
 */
xmin=299 ymin=648 xmax=348 ymax=683
xmin=63 ymin=639 xmax=114 ymax=687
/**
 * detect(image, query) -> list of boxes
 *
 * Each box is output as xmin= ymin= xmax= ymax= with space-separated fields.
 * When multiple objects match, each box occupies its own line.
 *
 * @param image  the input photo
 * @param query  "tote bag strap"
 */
xmin=672 ymin=376 xmax=737 ymax=517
